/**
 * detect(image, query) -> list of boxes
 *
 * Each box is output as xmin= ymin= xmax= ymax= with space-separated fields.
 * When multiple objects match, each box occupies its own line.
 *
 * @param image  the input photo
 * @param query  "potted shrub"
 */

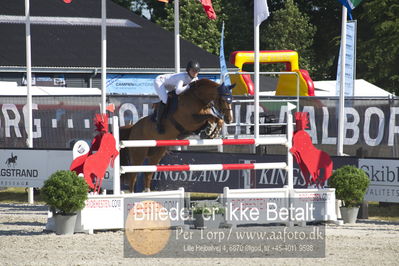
xmin=192 ymin=203 xmax=225 ymax=229
xmin=42 ymin=170 xmax=88 ymax=235
xmin=328 ymin=165 xmax=370 ymax=224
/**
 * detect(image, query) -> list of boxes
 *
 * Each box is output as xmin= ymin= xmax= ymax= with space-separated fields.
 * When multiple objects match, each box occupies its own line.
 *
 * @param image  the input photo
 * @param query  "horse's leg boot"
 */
xmin=156 ymin=102 xmax=166 ymax=134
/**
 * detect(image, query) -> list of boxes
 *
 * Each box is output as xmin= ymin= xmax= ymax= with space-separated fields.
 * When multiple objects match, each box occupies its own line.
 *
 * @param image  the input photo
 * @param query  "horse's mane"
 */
xmin=184 ymin=78 xmax=219 ymax=95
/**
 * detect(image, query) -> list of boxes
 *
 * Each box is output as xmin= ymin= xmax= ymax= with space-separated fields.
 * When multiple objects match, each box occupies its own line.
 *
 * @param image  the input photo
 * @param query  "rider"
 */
xmin=153 ymin=60 xmax=201 ymax=134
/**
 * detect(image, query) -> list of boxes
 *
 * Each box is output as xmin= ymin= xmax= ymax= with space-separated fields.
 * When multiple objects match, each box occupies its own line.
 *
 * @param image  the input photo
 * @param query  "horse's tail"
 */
xmin=119 ymin=124 xmax=134 ymax=140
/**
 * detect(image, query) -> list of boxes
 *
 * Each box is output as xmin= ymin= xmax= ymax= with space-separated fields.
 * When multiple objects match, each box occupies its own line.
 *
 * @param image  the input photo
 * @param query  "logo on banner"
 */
xmin=5 ymin=153 xmax=17 ymax=167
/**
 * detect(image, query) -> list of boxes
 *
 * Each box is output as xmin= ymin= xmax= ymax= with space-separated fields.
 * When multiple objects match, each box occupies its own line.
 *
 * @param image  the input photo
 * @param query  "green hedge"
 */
xmin=329 ymin=165 xmax=370 ymax=208
xmin=41 ymin=170 xmax=88 ymax=215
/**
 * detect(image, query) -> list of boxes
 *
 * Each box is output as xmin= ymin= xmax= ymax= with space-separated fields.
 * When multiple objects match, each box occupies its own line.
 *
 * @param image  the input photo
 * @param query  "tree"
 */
xmin=220 ymin=0 xmax=254 ymax=54
xmin=295 ymin=0 xmax=342 ymax=80
xmin=113 ymin=0 xmax=399 ymax=94
xmin=153 ymin=0 xmax=224 ymax=55
xmin=260 ymin=0 xmax=316 ymax=72
xmin=356 ymin=0 xmax=399 ymax=94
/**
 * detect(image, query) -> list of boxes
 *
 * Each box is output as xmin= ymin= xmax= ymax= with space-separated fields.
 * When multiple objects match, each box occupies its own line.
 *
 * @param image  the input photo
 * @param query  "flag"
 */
xmin=200 ymin=0 xmax=217 ymax=20
xmin=219 ymin=22 xmax=231 ymax=86
xmin=254 ymin=0 xmax=269 ymax=26
xmin=337 ymin=0 xmax=363 ymax=19
xmin=335 ymin=21 xmax=357 ymax=97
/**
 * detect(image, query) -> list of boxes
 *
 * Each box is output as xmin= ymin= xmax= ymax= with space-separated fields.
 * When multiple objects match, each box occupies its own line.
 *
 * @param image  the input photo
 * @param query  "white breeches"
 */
xmin=154 ymin=76 xmax=168 ymax=104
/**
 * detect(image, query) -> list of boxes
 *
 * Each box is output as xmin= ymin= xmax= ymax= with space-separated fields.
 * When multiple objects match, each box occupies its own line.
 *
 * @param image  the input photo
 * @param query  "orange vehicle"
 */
xmin=229 ymin=50 xmax=315 ymax=96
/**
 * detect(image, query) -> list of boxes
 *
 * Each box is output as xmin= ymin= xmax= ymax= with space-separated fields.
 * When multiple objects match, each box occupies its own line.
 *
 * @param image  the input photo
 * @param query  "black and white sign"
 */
xmin=359 ymin=158 xmax=399 ymax=203
xmin=0 ymin=149 xmax=72 ymax=187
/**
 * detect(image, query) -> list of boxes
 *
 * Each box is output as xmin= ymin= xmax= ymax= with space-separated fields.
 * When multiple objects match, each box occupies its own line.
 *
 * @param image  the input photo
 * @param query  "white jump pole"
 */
xmin=112 ymin=116 xmax=120 ymax=195
xmin=120 ymin=137 xmax=288 ymax=148
xmin=286 ymin=102 xmax=296 ymax=190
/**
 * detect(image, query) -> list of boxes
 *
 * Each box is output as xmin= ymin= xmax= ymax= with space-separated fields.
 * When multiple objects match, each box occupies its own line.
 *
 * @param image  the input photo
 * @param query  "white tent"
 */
xmin=313 ymin=79 xmax=394 ymax=97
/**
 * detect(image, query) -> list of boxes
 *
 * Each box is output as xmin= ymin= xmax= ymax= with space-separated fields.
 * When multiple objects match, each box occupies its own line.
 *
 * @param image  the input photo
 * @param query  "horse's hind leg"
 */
xmin=144 ymin=147 xmax=167 ymax=192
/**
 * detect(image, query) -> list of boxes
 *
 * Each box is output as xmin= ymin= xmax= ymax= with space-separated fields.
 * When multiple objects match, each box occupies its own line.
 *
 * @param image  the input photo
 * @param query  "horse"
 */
xmin=290 ymin=112 xmax=333 ymax=187
xmin=120 ymin=79 xmax=234 ymax=192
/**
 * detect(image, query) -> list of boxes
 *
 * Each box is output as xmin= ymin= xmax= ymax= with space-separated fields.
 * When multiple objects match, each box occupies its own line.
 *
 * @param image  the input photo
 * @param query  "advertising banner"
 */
xmin=0 ymin=95 xmax=398 ymax=158
xmin=0 ymin=149 xmax=72 ymax=187
xmin=106 ymin=74 xmax=221 ymax=95
xmin=147 ymin=152 xmax=358 ymax=193
xmin=335 ymin=20 xmax=357 ymax=97
xmin=359 ymin=158 xmax=399 ymax=203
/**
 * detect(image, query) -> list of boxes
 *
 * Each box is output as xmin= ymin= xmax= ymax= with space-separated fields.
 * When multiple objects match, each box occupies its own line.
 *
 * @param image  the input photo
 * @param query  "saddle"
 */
xmin=152 ymin=91 xmax=179 ymax=121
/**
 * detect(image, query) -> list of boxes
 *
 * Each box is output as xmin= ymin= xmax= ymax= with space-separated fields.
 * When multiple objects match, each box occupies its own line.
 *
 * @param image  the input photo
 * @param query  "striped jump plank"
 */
xmin=120 ymin=162 xmax=288 ymax=174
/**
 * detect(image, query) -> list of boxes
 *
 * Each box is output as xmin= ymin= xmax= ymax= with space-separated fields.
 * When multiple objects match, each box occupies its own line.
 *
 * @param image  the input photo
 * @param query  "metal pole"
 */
xmin=174 ymin=0 xmax=180 ymax=72
xmin=101 ymin=0 xmax=107 ymax=114
xmin=25 ymin=0 xmax=34 ymax=204
xmin=337 ymin=6 xmax=347 ymax=156
xmin=253 ymin=4 xmax=260 ymax=153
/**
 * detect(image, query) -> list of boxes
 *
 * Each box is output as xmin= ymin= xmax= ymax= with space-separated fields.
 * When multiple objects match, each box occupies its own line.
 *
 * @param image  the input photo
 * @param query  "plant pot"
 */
xmin=340 ymin=207 xmax=359 ymax=224
xmin=55 ymin=213 xmax=78 ymax=235
xmin=193 ymin=213 xmax=223 ymax=229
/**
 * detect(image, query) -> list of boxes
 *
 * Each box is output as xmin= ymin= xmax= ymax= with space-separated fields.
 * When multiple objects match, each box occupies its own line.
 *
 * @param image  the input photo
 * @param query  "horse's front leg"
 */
xmin=143 ymin=173 xmax=154 ymax=192
xmin=208 ymin=119 xmax=224 ymax=138
xmin=145 ymin=147 xmax=167 ymax=192
xmin=128 ymin=173 xmax=138 ymax=193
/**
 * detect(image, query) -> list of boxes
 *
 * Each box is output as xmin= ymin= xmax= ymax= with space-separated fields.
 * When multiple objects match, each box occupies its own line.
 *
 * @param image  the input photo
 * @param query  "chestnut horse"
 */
xmin=120 ymin=79 xmax=234 ymax=192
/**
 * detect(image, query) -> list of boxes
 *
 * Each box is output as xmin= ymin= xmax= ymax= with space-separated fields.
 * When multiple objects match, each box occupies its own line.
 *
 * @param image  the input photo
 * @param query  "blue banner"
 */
xmin=107 ymin=74 xmax=221 ymax=95
xmin=219 ymin=22 xmax=231 ymax=86
xmin=107 ymin=74 xmax=158 ymax=95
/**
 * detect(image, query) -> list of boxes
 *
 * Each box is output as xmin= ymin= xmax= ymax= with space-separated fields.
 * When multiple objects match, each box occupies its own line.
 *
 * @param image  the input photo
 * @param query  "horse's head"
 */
xmin=215 ymin=82 xmax=235 ymax=124
xmin=186 ymin=79 xmax=234 ymax=124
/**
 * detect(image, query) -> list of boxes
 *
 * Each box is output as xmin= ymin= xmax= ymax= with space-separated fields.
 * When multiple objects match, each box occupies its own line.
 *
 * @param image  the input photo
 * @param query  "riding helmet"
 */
xmin=186 ymin=60 xmax=201 ymax=73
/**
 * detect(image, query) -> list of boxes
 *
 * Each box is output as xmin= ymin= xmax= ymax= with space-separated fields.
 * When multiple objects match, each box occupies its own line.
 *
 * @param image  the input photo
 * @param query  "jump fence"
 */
xmin=111 ymin=103 xmax=296 ymax=195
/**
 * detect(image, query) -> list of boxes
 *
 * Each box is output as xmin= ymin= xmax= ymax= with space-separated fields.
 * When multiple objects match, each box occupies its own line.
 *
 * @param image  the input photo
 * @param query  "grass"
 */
xmin=0 ymin=187 xmax=45 ymax=204
xmin=367 ymin=202 xmax=399 ymax=222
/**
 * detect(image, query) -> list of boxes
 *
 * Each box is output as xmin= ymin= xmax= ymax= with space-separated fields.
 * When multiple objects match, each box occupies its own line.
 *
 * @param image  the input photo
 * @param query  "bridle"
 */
xmin=186 ymin=80 xmax=233 ymax=120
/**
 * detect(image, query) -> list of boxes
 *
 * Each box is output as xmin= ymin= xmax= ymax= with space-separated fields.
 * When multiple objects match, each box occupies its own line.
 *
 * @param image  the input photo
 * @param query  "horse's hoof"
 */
xmin=143 ymin=188 xmax=151 ymax=192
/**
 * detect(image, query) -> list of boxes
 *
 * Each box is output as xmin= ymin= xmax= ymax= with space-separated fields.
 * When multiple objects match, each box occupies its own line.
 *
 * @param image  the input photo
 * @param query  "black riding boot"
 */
xmin=156 ymin=102 xmax=166 ymax=134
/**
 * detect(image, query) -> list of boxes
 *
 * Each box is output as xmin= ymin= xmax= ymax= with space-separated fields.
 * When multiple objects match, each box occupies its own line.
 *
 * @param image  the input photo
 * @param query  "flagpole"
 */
xmin=254 ymin=4 xmax=260 ymax=145
xmin=101 ymin=0 xmax=107 ymax=114
xmin=174 ymin=0 xmax=180 ymax=72
xmin=25 ymin=0 xmax=34 ymax=204
xmin=24 ymin=0 xmax=33 ymax=149
xmin=337 ymin=5 xmax=347 ymax=156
